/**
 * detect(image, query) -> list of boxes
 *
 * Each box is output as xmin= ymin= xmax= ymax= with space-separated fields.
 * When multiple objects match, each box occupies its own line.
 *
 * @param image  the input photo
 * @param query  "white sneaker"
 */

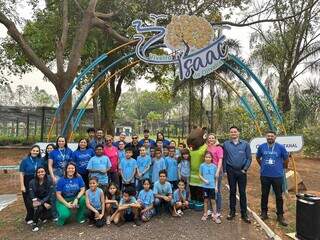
xmin=53 ymin=217 xmax=58 ymax=222
xmin=177 ymin=210 xmax=183 ymax=215
xmin=42 ymin=219 xmax=47 ymax=224
xmin=26 ymin=220 xmax=33 ymax=225
xmin=207 ymin=210 xmax=212 ymax=216
xmin=32 ymin=225 xmax=39 ymax=232
xmin=79 ymin=220 xmax=85 ymax=224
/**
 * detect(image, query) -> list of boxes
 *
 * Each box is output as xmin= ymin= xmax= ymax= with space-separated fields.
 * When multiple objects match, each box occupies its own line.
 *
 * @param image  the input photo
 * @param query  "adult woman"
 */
xmin=56 ymin=162 xmax=86 ymax=225
xmin=156 ymin=131 xmax=170 ymax=147
xmin=29 ymin=167 xmax=53 ymax=231
xmin=42 ymin=144 xmax=55 ymax=173
xmin=72 ymin=138 xmax=95 ymax=188
xmin=19 ymin=145 xmax=43 ymax=224
xmin=48 ymin=136 xmax=73 ymax=220
xmin=206 ymin=133 xmax=224 ymax=220
xmin=103 ymin=135 xmax=119 ymax=186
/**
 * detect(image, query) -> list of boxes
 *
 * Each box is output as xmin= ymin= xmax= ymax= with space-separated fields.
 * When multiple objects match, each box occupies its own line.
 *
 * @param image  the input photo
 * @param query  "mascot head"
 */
xmin=187 ymin=126 xmax=207 ymax=151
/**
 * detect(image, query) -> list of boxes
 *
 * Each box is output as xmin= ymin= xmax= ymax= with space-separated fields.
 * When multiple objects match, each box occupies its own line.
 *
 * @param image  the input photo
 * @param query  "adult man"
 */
xmin=89 ymin=128 xmax=106 ymax=149
xmin=126 ymin=134 xmax=140 ymax=159
xmin=223 ymin=126 xmax=252 ymax=223
xmin=256 ymin=130 xmax=289 ymax=226
xmin=113 ymin=132 xmax=127 ymax=148
xmin=138 ymin=129 xmax=156 ymax=147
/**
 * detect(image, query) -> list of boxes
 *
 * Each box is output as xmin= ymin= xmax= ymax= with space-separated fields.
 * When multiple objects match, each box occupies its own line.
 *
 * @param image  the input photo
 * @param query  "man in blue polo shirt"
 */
xmin=223 ymin=126 xmax=252 ymax=223
xmin=256 ymin=130 xmax=289 ymax=226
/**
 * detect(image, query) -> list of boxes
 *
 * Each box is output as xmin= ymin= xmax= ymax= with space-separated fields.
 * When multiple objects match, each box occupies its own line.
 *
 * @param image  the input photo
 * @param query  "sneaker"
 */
xmin=52 ymin=217 xmax=58 ymax=222
xmin=134 ymin=219 xmax=142 ymax=226
xmin=207 ymin=210 xmax=212 ymax=216
xmin=260 ymin=212 xmax=268 ymax=220
xmin=32 ymin=224 xmax=39 ymax=232
xmin=277 ymin=215 xmax=288 ymax=227
xmin=214 ymin=216 xmax=222 ymax=224
xmin=177 ymin=210 xmax=183 ymax=215
xmin=26 ymin=220 xmax=33 ymax=225
xmin=79 ymin=220 xmax=85 ymax=224
xmin=241 ymin=215 xmax=251 ymax=224
xmin=106 ymin=216 xmax=111 ymax=225
xmin=42 ymin=219 xmax=48 ymax=224
xmin=227 ymin=213 xmax=235 ymax=221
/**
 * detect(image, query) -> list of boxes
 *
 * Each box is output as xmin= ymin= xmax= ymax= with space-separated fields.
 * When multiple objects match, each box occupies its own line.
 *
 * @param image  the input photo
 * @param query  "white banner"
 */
xmin=35 ymin=142 xmax=79 ymax=157
xmin=250 ymin=135 xmax=304 ymax=154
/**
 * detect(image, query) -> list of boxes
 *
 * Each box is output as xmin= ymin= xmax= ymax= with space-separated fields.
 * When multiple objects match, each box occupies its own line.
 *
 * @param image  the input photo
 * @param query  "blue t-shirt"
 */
xmin=118 ymin=149 xmax=126 ymax=166
xmin=120 ymin=158 xmax=137 ymax=183
xmin=19 ymin=156 xmax=43 ymax=176
xmin=138 ymin=189 xmax=154 ymax=207
xmin=113 ymin=141 xmax=127 ymax=148
xmin=153 ymin=181 xmax=172 ymax=196
xmin=56 ymin=176 xmax=85 ymax=198
xmin=72 ymin=148 xmax=95 ymax=174
xmin=119 ymin=196 xmax=137 ymax=214
xmin=178 ymin=160 xmax=190 ymax=177
xmin=89 ymin=139 xmax=106 ymax=149
xmin=151 ymin=158 xmax=166 ymax=183
xmin=199 ymin=163 xmax=217 ymax=189
xmin=49 ymin=148 xmax=73 ymax=177
xmin=138 ymin=138 xmax=156 ymax=147
xmin=173 ymin=189 xmax=188 ymax=203
xmin=256 ymin=142 xmax=289 ymax=177
xmin=165 ymin=156 xmax=178 ymax=181
xmin=86 ymin=187 xmax=103 ymax=210
xmin=87 ymin=155 xmax=112 ymax=185
xmin=137 ymin=155 xmax=152 ymax=179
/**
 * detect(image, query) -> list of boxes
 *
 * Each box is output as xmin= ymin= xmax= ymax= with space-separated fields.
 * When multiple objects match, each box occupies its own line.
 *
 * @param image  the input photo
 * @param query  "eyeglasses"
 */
xmin=106 ymin=139 xmax=112 ymax=142
xmin=132 ymin=137 xmax=138 ymax=139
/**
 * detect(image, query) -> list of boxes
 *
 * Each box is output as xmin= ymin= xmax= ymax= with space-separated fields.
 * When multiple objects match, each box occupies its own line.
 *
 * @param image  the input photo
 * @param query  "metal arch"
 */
xmin=68 ymin=60 xmax=141 ymax=142
xmin=60 ymin=43 xmax=166 ymax=136
xmin=47 ymin=40 xmax=139 ymax=142
xmin=229 ymin=54 xmax=283 ymax=124
xmin=222 ymin=60 xmax=276 ymax=131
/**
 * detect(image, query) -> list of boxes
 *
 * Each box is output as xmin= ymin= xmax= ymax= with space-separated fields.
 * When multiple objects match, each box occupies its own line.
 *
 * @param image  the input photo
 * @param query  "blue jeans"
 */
xmin=216 ymin=174 xmax=223 ymax=213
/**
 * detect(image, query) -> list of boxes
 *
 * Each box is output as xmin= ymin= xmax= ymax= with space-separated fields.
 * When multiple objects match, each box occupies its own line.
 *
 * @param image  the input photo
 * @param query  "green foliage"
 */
xmin=302 ymin=126 xmax=320 ymax=157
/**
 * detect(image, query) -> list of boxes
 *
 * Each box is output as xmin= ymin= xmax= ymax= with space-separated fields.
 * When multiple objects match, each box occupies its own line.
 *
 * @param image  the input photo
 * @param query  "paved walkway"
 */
xmin=0 ymin=194 xmax=16 ymax=211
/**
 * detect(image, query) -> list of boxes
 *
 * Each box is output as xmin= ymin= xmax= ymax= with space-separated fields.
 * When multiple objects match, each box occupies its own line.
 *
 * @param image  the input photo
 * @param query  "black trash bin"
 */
xmin=296 ymin=193 xmax=320 ymax=240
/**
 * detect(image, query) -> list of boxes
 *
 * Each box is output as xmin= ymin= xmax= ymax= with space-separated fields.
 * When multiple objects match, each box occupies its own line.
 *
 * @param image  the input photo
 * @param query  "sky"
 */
xmin=0 ymin=3 xmax=254 ymax=97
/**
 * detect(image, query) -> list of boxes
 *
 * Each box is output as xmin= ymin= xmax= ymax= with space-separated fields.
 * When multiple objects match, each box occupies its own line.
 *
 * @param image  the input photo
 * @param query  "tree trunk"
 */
xmin=210 ymin=80 xmax=216 ymax=132
xmin=277 ymin=75 xmax=291 ymax=113
xmin=100 ymin=86 xmax=116 ymax=136
xmin=199 ymin=82 xmax=205 ymax=127
xmin=92 ymin=84 xmax=100 ymax=128
xmin=188 ymin=80 xmax=194 ymax=132
xmin=55 ymin=78 xmax=73 ymax=137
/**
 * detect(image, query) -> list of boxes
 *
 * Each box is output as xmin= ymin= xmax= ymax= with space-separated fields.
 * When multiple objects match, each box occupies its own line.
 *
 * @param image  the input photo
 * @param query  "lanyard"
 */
xmin=58 ymin=148 xmax=66 ymax=161
xmin=30 ymin=157 xmax=38 ymax=172
xmin=268 ymin=144 xmax=275 ymax=155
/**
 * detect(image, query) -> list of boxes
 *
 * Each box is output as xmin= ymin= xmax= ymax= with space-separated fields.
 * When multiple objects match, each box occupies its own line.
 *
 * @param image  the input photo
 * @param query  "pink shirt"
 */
xmin=207 ymin=145 xmax=223 ymax=166
xmin=103 ymin=146 xmax=119 ymax=173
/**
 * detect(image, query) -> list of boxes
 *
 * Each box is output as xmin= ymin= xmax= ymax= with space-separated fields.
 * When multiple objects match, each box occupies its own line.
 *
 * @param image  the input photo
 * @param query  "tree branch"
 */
xmin=94 ymin=11 xmax=117 ymax=20
xmin=73 ymin=0 xmax=84 ymax=13
xmin=92 ymin=17 xmax=130 ymax=43
xmin=0 ymin=12 xmax=57 ymax=83
xmin=115 ymin=74 xmax=125 ymax=103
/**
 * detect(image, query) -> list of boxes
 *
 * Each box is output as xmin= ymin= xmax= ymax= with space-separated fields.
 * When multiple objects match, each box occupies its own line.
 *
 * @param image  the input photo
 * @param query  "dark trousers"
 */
xmin=88 ymin=209 xmax=105 ymax=228
xmin=226 ymin=165 xmax=248 ymax=216
xmin=33 ymin=204 xmax=52 ymax=224
xmin=260 ymin=176 xmax=284 ymax=215
xmin=108 ymin=172 xmax=120 ymax=187
xmin=22 ymin=191 xmax=34 ymax=222
xmin=80 ymin=172 xmax=89 ymax=189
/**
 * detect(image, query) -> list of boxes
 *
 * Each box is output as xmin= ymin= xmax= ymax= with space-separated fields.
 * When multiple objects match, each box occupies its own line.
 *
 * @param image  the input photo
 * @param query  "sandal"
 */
xmin=106 ymin=216 xmax=111 ymax=225
xmin=201 ymin=215 xmax=208 ymax=221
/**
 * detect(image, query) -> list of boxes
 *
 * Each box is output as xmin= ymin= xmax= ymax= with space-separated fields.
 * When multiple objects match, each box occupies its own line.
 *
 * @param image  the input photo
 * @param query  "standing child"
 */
xmin=149 ymin=147 xmax=156 ymax=159
xmin=119 ymin=148 xmax=137 ymax=190
xmin=136 ymin=146 xmax=152 ymax=191
xmin=172 ymin=179 xmax=190 ymax=217
xmin=165 ymin=146 xmax=179 ymax=190
xmin=151 ymin=148 xmax=166 ymax=184
xmin=162 ymin=146 xmax=169 ymax=158
xmin=85 ymin=177 xmax=105 ymax=228
xmin=117 ymin=141 xmax=126 ymax=166
xmin=199 ymin=152 xmax=220 ymax=223
xmin=87 ymin=144 xmax=112 ymax=193
xmin=153 ymin=170 xmax=173 ymax=214
xmin=112 ymin=186 xmax=141 ymax=226
xmin=105 ymin=183 xmax=121 ymax=225
xmin=178 ymin=148 xmax=191 ymax=194
xmin=137 ymin=179 xmax=155 ymax=222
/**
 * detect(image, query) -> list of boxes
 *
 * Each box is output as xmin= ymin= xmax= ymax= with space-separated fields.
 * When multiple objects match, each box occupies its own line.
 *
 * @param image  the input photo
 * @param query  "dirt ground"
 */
xmin=0 ymin=147 xmax=319 ymax=240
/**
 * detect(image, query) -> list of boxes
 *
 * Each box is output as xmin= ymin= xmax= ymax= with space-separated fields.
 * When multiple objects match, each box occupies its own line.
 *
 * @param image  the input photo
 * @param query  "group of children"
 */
xmin=20 ymin=129 xmax=221 ymax=232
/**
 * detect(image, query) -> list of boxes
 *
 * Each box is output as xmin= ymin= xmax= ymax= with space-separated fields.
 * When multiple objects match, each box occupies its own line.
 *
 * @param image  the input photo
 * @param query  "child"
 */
xmin=119 ymin=148 xmax=137 ymax=190
xmin=87 ymin=144 xmax=112 ymax=193
xmin=170 ymin=140 xmax=180 ymax=159
xmin=156 ymin=139 xmax=163 ymax=151
xmin=137 ymin=179 xmax=155 ymax=222
xmin=178 ymin=148 xmax=191 ymax=194
xmin=105 ymin=183 xmax=121 ymax=225
xmin=151 ymin=148 xmax=166 ymax=183
xmin=113 ymin=186 xmax=141 ymax=226
xmin=85 ymin=177 xmax=105 ymax=228
xmin=172 ymin=179 xmax=190 ymax=217
xmin=136 ymin=146 xmax=152 ymax=191
xmin=143 ymin=139 xmax=151 ymax=155
xmin=149 ymin=147 xmax=156 ymax=159
xmin=117 ymin=141 xmax=126 ymax=166
xmin=162 ymin=146 xmax=169 ymax=158
xmin=153 ymin=170 xmax=173 ymax=214
xmin=199 ymin=151 xmax=220 ymax=223
xmin=165 ymin=146 xmax=179 ymax=190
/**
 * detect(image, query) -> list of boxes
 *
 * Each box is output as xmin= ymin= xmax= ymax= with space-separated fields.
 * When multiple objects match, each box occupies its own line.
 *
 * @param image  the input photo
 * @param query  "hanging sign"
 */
xmin=132 ymin=14 xmax=229 ymax=80
xmin=250 ymin=135 xmax=304 ymax=154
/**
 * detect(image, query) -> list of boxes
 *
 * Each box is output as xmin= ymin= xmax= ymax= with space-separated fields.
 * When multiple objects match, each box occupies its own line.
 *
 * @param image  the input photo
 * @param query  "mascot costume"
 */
xmin=186 ymin=127 xmax=208 ymax=200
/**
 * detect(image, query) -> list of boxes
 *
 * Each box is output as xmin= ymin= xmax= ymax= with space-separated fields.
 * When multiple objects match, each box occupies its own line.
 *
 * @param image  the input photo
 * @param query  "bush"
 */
xmin=302 ymin=126 xmax=320 ymax=157
xmin=0 ymin=135 xmax=41 ymax=146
